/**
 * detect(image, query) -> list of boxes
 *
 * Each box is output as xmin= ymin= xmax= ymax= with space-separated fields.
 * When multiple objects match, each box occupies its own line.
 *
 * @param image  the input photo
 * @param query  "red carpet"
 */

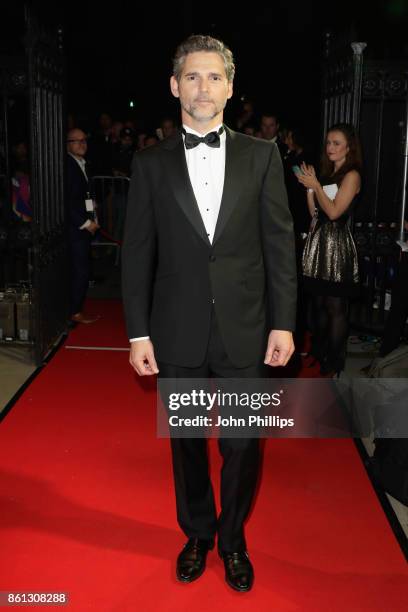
xmin=1 ymin=301 xmax=407 ymax=611
xmin=66 ymin=299 xmax=129 ymax=348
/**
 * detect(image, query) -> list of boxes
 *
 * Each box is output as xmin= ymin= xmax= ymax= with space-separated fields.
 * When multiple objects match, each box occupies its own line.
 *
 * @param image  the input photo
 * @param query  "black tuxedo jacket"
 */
xmin=66 ymin=154 xmax=93 ymax=241
xmin=122 ymin=126 xmax=297 ymax=368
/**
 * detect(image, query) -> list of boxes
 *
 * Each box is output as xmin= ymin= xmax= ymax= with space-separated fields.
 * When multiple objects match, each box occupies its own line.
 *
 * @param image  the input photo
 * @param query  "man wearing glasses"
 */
xmin=67 ymin=128 xmax=100 ymax=324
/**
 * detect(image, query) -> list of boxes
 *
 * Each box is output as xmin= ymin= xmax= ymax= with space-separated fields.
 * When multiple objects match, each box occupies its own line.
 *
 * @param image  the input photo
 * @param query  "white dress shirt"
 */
xmin=183 ymin=123 xmax=226 ymax=243
xmin=130 ymin=123 xmax=226 ymax=343
xmin=68 ymin=152 xmax=92 ymax=230
xmin=69 ymin=152 xmax=88 ymax=180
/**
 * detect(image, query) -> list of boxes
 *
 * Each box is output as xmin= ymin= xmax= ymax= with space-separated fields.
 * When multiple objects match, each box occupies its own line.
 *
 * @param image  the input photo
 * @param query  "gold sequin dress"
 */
xmin=302 ymin=182 xmax=359 ymax=297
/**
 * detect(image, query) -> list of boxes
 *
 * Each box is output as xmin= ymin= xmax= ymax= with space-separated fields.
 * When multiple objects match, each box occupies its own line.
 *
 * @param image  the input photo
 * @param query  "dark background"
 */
xmin=3 ymin=0 xmax=408 ymax=137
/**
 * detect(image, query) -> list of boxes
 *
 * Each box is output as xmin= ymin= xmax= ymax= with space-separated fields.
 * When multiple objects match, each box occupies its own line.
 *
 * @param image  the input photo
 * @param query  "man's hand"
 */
xmin=264 ymin=330 xmax=294 ymax=367
xmin=129 ymin=339 xmax=159 ymax=376
xmin=86 ymin=221 xmax=100 ymax=235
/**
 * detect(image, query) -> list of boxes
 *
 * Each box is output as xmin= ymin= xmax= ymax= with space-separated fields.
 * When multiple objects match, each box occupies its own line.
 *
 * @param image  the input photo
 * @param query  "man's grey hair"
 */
xmin=172 ymin=34 xmax=235 ymax=82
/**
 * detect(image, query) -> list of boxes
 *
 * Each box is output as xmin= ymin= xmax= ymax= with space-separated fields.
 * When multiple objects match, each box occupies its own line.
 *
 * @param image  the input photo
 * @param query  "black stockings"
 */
xmin=310 ymin=295 xmax=349 ymax=372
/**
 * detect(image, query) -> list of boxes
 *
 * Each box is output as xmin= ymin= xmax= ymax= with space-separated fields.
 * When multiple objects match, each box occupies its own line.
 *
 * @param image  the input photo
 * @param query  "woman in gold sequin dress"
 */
xmin=296 ymin=124 xmax=362 ymax=375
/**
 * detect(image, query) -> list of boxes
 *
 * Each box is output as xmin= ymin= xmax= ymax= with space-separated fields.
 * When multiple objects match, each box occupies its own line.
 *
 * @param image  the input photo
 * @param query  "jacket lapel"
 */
xmin=212 ymin=126 xmax=250 ymax=245
xmin=162 ymin=132 xmax=211 ymax=246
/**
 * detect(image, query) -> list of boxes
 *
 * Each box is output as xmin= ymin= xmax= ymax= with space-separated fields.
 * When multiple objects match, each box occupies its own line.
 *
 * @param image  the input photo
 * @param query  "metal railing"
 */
xmin=89 ymin=176 xmax=130 ymax=257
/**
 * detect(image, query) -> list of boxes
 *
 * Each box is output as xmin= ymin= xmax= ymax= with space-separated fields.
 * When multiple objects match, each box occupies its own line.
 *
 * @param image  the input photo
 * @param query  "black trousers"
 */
xmin=69 ymin=235 xmax=92 ymax=316
xmin=158 ymin=307 xmax=268 ymax=552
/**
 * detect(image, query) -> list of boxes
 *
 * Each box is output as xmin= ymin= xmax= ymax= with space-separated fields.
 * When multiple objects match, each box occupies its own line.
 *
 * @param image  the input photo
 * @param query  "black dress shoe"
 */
xmin=176 ymin=538 xmax=213 ymax=583
xmin=219 ymin=550 xmax=254 ymax=592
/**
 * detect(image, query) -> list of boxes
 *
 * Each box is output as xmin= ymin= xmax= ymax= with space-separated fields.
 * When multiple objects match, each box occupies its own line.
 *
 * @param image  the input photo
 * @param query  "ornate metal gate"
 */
xmin=0 ymin=7 xmax=67 ymax=364
xmin=321 ymin=33 xmax=366 ymax=134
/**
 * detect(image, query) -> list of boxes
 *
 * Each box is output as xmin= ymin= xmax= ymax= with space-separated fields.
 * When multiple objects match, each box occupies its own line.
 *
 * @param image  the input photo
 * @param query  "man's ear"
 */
xmin=170 ymin=76 xmax=180 ymax=99
xmin=227 ymin=80 xmax=233 ymax=100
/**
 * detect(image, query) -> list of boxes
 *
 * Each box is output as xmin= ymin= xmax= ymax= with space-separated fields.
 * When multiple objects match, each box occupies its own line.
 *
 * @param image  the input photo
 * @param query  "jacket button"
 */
xmin=209 ymin=255 xmax=216 ymax=262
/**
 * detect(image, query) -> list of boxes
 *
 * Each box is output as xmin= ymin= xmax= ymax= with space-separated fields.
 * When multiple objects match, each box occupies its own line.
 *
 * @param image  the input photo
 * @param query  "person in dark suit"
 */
xmin=121 ymin=35 xmax=297 ymax=592
xmin=259 ymin=111 xmax=289 ymax=160
xmin=66 ymin=129 xmax=99 ymax=324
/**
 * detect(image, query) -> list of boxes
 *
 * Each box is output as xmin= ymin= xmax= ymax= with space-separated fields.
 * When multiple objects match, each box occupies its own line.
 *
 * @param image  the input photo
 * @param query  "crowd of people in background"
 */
xmin=68 ymin=103 xmax=311 ymax=183
xmin=67 ymin=104 xmax=315 ymax=249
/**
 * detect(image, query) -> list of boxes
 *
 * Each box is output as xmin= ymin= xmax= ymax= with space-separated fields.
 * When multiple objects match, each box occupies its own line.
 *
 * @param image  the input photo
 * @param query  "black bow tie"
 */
xmin=182 ymin=126 xmax=224 ymax=149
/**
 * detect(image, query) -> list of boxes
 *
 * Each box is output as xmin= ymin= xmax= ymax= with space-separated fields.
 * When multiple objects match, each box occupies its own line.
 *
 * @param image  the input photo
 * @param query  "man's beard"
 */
xmin=181 ymin=98 xmax=225 ymax=122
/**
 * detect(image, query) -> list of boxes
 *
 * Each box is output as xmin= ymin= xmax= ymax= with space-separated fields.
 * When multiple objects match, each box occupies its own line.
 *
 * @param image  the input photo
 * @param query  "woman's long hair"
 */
xmin=320 ymin=123 xmax=363 ymax=184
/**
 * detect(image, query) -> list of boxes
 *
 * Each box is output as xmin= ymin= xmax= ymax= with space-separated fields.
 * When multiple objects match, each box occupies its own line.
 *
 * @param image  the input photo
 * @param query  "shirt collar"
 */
xmin=182 ymin=123 xmax=224 ymax=138
xmin=68 ymin=152 xmax=86 ymax=166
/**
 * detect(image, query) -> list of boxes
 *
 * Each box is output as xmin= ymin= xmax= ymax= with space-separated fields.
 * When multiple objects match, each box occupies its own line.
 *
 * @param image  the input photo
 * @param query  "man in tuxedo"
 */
xmin=122 ymin=35 xmax=296 ymax=592
xmin=66 ymin=129 xmax=99 ymax=324
xmin=259 ymin=112 xmax=289 ymax=160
